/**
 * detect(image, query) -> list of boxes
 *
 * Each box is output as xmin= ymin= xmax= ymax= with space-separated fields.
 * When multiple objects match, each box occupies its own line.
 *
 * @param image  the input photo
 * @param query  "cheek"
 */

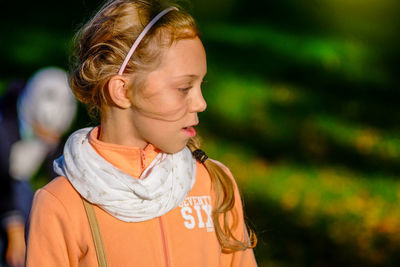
xmin=137 ymin=91 xmax=189 ymax=121
xmin=137 ymin=118 xmax=174 ymax=141
xmin=138 ymin=119 xmax=187 ymax=153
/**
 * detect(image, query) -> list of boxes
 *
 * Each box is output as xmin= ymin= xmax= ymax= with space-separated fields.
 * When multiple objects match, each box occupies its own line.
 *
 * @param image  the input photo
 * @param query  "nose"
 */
xmin=189 ymin=87 xmax=207 ymax=113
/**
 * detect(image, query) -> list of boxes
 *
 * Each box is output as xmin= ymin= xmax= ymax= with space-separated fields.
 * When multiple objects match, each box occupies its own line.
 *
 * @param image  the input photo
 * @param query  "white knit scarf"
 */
xmin=54 ymin=127 xmax=196 ymax=222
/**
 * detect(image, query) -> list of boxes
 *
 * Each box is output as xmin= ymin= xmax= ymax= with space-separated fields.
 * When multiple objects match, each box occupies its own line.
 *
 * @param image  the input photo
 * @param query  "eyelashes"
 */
xmin=179 ymin=79 xmax=207 ymax=93
xmin=178 ymin=80 xmax=208 ymax=94
xmin=179 ymin=86 xmax=193 ymax=93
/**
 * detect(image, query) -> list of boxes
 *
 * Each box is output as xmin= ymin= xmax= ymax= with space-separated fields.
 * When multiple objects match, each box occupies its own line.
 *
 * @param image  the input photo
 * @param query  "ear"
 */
xmin=108 ymin=75 xmax=132 ymax=109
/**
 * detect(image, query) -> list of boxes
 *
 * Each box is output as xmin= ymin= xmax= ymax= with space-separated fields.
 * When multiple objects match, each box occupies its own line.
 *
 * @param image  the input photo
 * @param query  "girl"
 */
xmin=26 ymin=0 xmax=257 ymax=266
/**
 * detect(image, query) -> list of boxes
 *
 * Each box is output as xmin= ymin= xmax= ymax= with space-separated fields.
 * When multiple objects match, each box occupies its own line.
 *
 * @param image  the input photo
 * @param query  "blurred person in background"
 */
xmin=0 ymin=67 xmax=77 ymax=267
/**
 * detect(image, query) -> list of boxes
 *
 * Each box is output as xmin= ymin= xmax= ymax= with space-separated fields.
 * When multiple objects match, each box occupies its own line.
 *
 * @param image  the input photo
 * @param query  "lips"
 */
xmin=183 ymin=126 xmax=196 ymax=137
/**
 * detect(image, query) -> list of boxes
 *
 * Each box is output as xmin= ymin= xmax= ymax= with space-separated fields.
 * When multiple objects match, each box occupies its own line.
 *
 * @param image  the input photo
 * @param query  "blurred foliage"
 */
xmin=1 ymin=0 xmax=400 ymax=266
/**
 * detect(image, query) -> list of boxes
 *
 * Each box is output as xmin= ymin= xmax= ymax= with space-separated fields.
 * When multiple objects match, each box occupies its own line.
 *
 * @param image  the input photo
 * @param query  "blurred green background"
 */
xmin=1 ymin=0 xmax=400 ymax=266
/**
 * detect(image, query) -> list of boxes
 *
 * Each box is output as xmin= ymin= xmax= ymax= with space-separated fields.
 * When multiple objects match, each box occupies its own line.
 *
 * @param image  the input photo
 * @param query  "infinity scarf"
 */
xmin=54 ymin=127 xmax=196 ymax=222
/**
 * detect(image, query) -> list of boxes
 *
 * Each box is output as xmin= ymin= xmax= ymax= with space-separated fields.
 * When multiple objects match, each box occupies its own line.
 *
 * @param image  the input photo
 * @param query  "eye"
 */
xmin=179 ymin=86 xmax=193 ymax=93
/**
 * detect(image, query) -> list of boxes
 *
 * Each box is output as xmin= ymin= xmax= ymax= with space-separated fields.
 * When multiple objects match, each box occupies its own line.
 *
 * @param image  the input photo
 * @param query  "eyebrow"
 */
xmin=173 ymin=73 xmax=207 ymax=79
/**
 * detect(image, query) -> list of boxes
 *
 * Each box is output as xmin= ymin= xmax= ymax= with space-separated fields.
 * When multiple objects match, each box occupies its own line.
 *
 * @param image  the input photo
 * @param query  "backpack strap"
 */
xmin=82 ymin=198 xmax=109 ymax=267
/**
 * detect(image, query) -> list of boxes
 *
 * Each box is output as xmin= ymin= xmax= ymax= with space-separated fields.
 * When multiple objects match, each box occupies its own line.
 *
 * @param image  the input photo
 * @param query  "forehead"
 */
xmin=155 ymin=37 xmax=207 ymax=78
xmin=135 ymin=37 xmax=207 ymax=98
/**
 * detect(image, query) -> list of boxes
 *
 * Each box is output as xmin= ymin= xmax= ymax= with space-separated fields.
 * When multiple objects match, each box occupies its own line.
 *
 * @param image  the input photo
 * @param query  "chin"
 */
xmin=159 ymin=141 xmax=188 ymax=154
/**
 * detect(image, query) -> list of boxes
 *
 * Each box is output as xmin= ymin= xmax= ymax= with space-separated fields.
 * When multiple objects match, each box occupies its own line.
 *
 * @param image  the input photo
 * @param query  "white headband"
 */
xmin=118 ymin=6 xmax=178 ymax=75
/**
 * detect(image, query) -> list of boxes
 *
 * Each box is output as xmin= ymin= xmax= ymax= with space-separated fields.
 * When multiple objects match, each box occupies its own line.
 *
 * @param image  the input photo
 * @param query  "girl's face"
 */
xmin=126 ymin=36 xmax=207 ymax=153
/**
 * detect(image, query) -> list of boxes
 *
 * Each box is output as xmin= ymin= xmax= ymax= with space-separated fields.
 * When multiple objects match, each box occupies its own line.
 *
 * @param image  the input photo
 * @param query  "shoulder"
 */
xmin=27 ymin=178 xmax=89 ymax=262
xmin=194 ymin=158 xmax=233 ymax=178
xmin=41 ymin=176 xmax=80 ymax=201
xmin=205 ymin=158 xmax=244 ymax=200
xmin=32 ymin=176 xmax=83 ymax=215
xmin=198 ymin=157 xmax=240 ymax=191
xmin=208 ymin=159 xmax=233 ymax=176
xmin=207 ymin=158 xmax=237 ymax=186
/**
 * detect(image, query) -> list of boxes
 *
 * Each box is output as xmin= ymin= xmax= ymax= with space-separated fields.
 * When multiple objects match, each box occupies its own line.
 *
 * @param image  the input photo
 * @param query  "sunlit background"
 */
xmin=1 ymin=0 xmax=400 ymax=266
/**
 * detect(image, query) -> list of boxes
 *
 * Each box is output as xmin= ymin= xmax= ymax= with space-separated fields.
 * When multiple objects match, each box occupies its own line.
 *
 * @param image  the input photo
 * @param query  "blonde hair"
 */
xmin=188 ymin=138 xmax=257 ymax=252
xmin=69 ymin=0 xmax=256 ymax=252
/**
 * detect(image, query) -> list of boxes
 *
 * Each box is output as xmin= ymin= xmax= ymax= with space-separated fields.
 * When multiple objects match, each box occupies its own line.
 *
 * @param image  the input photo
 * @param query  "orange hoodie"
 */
xmin=26 ymin=127 xmax=257 ymax=266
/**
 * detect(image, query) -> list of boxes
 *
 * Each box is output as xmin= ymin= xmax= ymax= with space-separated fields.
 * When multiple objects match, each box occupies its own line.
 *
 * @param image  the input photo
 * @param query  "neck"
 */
xmin=100 ymin=107 xmax=147 ymax=149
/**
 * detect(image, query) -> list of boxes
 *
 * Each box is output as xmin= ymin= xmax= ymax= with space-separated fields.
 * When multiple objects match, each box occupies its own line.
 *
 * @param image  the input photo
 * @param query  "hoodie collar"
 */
xmin=88 ymin=126 xmax=160 ymax=178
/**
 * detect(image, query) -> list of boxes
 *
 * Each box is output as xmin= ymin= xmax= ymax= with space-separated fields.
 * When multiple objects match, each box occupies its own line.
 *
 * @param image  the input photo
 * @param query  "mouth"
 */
xmin=182 ymin=124 xmax=197 ymax=137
